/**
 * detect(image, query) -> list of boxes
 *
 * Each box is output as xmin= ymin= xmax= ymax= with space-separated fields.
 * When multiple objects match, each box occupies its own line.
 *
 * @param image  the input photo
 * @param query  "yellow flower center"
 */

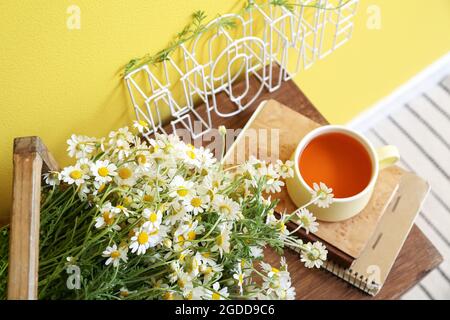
xmin=136 ymin=154 xmax=147 ymax=165
xmin=149 ymin=212 xmax=158 ymax=223
xmin=163 ymin=292 xmax=174 ymax=300
xmin=219 ymin=205 xmax=231 ymax=215
xmin=187 ymin=230 xmax=196 ymax=241
xmin=123 ymin=196 xmax=132 ymax=206
xmin=111 ymin=250 xmax=120 ymax=259
xmin=138 ymin=231 xmax=149 ymax=245
xmin=98 ymin=184 xmax=106 ymax=193
xmin=143 ymin=194 xmax=153 ymax=202
xmin=191 ymin=197 xmax=202 ymax=208
xmin=98 ymin=167 xmax=109 ymax=177
xmin=187 ymin=150 xmax=196 ymax=159
xmin=271 ymin=267 xmax=280 ymax=273
xmin=177 ymin=188 xmax=188 ymax=197
xmin=186 ymin=292 xmax=193 ymax=300
xmin=70 ymin=170 xmax=82 ymax=180
xmin=300 ymin=216 xmax=310 ymax=227
xmin=212 ymin=292 xmax=221 ymax=300
xmin=203 ymin=252 xmax=210 ymax=258
xmin=118 ymin=167 xmax=132 ymax=179
xmin=204 ymin=267 xmax=212 ymax=274
xmin=149 ymin=145 xmax=159 ymax=154
xmin=120 ymin=290 xmax=129 ymax=297
xmin=178 ymin=279 xmax=186 ymax=288
xmin=102 ymin=212 xmax=114 ymax=225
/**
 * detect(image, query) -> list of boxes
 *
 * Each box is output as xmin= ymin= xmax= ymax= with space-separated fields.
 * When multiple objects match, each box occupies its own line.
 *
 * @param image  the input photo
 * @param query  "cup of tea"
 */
xmin=286 ymin=125 xmax=400 ymax=222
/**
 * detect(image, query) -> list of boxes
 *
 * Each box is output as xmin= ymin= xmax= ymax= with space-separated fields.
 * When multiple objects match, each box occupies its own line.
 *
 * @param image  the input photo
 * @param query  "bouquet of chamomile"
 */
xmin=0 ymin=121 xmax=331 ymax=300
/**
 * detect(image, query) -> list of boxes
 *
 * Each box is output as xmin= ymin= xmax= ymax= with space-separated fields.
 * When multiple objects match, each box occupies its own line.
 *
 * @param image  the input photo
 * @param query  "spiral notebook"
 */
xmin=318 ymin=172 xmax=429 ymax=295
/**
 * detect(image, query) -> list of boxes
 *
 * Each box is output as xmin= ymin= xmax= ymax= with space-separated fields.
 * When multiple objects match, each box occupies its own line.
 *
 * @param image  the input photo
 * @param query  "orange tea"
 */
xmin=299 ymin=132 xmax=373 ymax=199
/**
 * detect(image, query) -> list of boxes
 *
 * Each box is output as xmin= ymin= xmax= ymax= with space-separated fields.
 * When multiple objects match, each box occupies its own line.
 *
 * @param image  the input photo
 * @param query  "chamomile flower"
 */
xmin=77 ymin=183 xmax=90 ymax=201
xmin=183 ymin=194 xmax=209 ymax=215
xmin=135 ymin=150 xmax=153 ymax=172
xmin=275 ymin=160 xmax=294 ymax=179
xmin=184 ymin=287 xmax=205 ymax=300
xmin=109 ymin=126 xmax=134 ymax=146
xmin=142 ymin=209 xmax=162 ymax=229
xmin=295 ymin=208 xmax=319 ymax=234
xmin=133 ymin=119 xmax=150 ymax=134
xmin=169 ymin=175 xmax=194 ymax=200
xmin=66 ymin=134 xmax=95 ymax=159
xmin=176 ymin=272 xmax=194 ymax=292
xmin=184 ymin=254 xmax=201 ymax=278
xmin=258 ymin=164 xmax=284 ymax=193
xmin=196 ymin=147 xmax=216 ymax=168
xmin=115 ymin=204 xmax=131 ymax=217
xmin=115 ymin=163 xmax=137 ymax=186
xmin=207 ymin=282 xmax=229 ymax=300
xmin=95 ymin=202 xmax=121 ymax=230
xmin=182 ymin=144 xmax=201 ymax=168
xmin=129 ymin=226 xmax=152 ymax=255
xmin=300 ymin=242 xmax=328 ymax=268
xmin=119 ymin=287 xmax=131 ymax=298
xmin=92 ymin=181 xmax=107 ymax=196
xmin=165 ymin=205 xmax=188 ymax=226
xmin=310 ymin=182 xmax=334 ymax=208
xmin=76 ymin=158 xmax=92 ymax=174
xmin=200 ymin=261 xmax=223 ymax=284
xmin=43 ymin=171 xmax=61 ymax=186
xmin=102 ymin=244 xmax=128 ymax=267
xmin=61 ymin=164 xmax=89 ymax=186
xmin=91 ymin=160 xmax=117 ymax=184
xmin=212 ymin=195 xmax=241 ymax=221
xmin=249 ymin=246 xmax=264 ymax=259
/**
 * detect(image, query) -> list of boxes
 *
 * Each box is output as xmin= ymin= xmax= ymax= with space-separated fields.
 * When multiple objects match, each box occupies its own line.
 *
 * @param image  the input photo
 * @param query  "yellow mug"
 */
xmin=286 ymin=125 xmax=400 ymax=222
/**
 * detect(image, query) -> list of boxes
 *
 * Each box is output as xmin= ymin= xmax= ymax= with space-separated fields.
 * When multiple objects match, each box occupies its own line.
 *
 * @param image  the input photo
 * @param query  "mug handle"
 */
xmin=376 ymin=146 xmax=400 ymax=170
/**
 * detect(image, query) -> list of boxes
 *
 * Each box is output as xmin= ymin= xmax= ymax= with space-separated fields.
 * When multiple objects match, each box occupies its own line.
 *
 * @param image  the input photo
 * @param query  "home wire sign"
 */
xmin=125 ymin=0 xmax=359 ymax=140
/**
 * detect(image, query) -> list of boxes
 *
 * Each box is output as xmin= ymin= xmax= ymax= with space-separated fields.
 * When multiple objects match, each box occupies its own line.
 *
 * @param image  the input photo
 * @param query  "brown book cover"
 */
xmin=224 ymin=99 xmax=401 ymax=268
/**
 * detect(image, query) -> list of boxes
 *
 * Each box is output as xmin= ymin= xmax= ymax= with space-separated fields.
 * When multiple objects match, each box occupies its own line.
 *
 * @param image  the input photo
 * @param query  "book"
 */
xmin=224 ymin=99 xmax=401 ymax=268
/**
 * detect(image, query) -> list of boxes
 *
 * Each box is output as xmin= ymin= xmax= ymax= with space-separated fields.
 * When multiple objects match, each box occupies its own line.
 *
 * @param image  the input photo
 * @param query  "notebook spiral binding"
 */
xmin=287 ymin=244 xmax=381 ymax=296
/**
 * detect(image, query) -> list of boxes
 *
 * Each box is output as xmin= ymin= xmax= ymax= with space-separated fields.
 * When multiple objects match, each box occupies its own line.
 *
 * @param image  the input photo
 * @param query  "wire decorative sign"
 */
xmin=124 ymin=0 xmax=359 ymax=140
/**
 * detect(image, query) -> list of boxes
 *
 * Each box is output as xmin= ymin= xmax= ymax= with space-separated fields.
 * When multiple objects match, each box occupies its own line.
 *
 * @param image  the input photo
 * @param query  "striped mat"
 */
xmin=361 ymin=75 xmax=450 ymax=300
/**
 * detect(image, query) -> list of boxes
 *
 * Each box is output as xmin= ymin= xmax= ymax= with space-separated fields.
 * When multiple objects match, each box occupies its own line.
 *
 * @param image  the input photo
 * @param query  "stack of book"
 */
xmin=224 ymin=99 xmax=430 ymax=296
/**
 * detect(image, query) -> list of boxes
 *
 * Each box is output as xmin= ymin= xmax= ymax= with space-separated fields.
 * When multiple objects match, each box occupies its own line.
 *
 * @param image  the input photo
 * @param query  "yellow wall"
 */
xmin=0 ymin=0 xmax=449 ymax=219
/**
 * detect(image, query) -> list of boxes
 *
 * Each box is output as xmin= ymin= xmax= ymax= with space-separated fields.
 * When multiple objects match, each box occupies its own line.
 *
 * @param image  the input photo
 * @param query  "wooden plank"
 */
xmin=8 ymin=136 xmax=59 ymax=300
xmin=8 ymin=150 xmax=42 ymax=299
xmin=169 ymin=65 xmax=442 ymax=299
